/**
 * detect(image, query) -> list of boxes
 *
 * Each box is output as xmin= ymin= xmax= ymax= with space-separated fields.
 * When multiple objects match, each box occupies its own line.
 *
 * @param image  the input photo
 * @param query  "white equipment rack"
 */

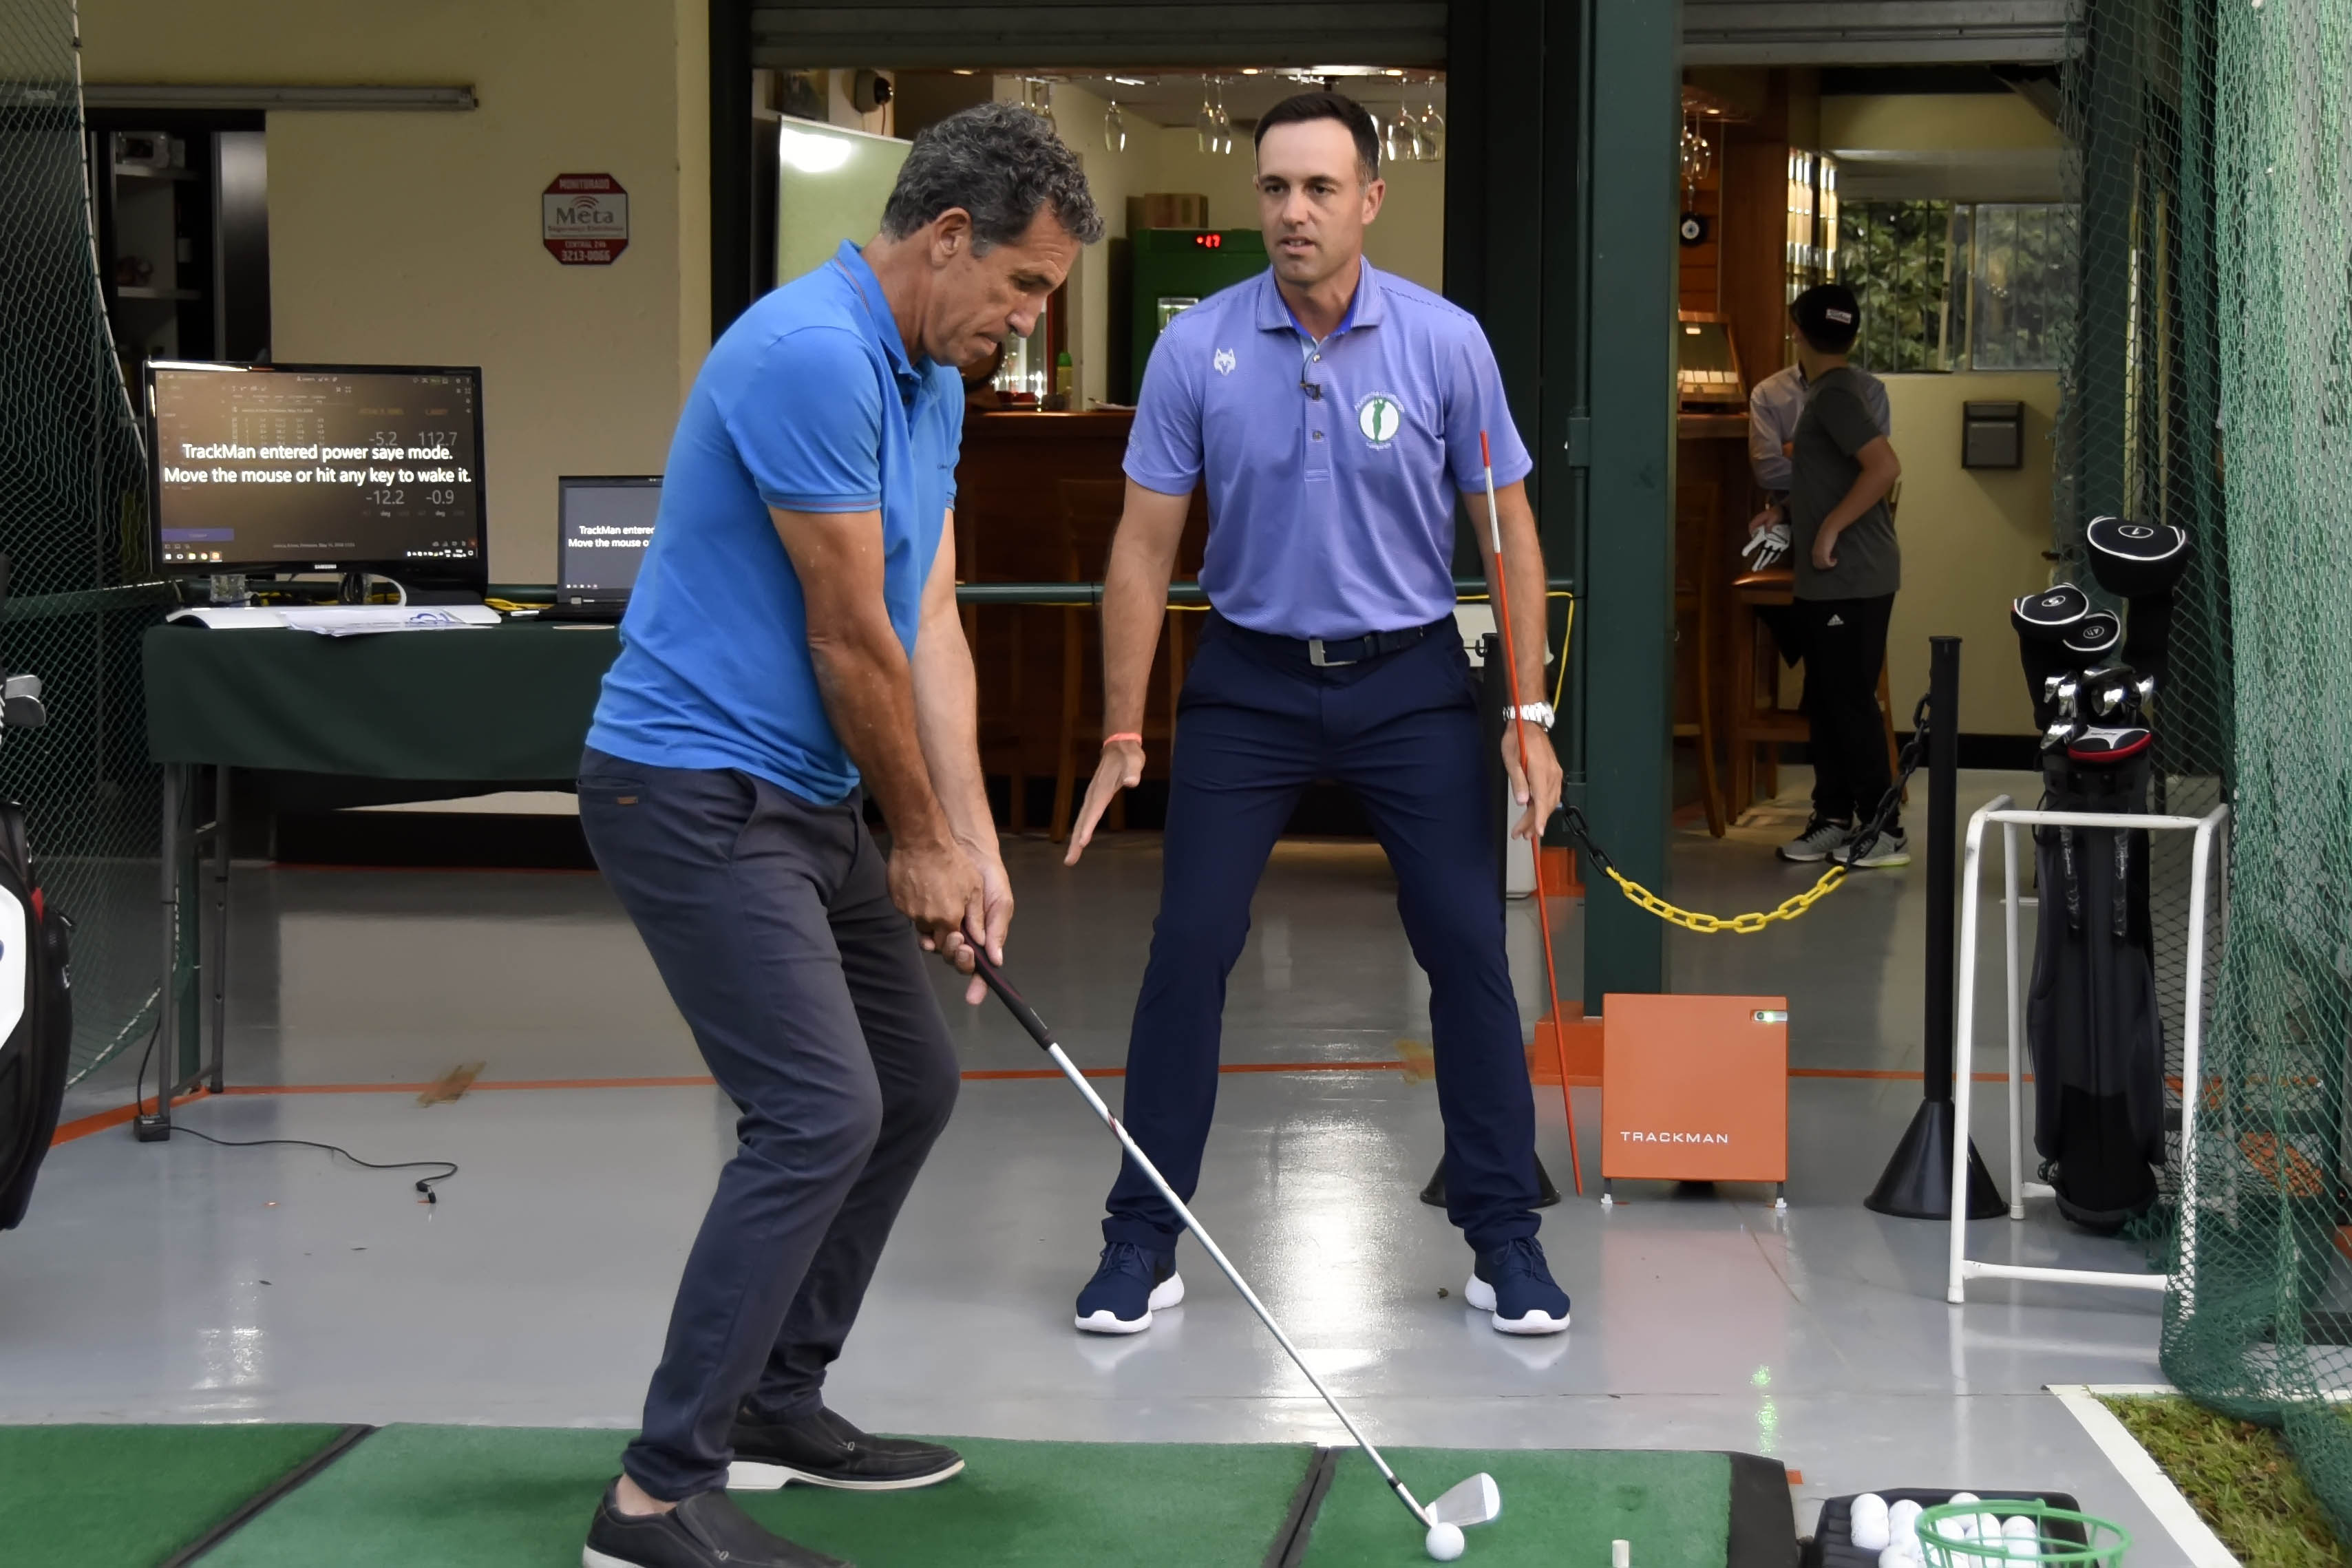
xmin=1946 ymin=795 xmax=2230 ymax=1305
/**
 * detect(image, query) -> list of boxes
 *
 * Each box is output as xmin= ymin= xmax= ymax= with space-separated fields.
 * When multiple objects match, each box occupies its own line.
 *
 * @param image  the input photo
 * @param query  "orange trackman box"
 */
xmin=1600 ymin=993 xmax=1788 ymax=1191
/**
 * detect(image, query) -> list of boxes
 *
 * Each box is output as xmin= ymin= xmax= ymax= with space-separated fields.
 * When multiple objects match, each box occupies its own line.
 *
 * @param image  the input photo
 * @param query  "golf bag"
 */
xmin=0 ymin=803 xmax=71 ymax=1231
xmin=2009 ymin=519 xmax=2190 ymax=1233
xmin=0 ymin=551 xmax=69 ymax=1234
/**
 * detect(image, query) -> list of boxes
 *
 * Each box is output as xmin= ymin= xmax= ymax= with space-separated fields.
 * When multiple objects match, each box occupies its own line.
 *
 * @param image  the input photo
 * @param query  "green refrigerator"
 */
xmin=1124 ymin=228 xmax=1268 ymax=402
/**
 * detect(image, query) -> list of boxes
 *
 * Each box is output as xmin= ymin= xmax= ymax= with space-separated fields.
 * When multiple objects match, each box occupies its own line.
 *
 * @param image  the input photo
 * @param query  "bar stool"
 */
xmin=1050 ymin=479 xmax=1185 ymax=843
xmin=1673 ymin=525 xmax=1727 ymax=838
xmin=1726 ymin=567 xmax=1899 ymax=819
xmin=960 ymin=508 xmax=1029 ymax=834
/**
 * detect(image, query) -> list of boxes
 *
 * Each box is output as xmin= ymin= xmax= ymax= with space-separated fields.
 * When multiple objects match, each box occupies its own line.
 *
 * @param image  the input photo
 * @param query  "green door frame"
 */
xmin=1448 ymin=0 xmax=1675 ymax=1006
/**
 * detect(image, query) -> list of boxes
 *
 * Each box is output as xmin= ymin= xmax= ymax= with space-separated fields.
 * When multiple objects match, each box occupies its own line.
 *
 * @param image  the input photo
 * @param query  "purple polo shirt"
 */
xmin=1123 ymin=261 xmax=1532 ymax=641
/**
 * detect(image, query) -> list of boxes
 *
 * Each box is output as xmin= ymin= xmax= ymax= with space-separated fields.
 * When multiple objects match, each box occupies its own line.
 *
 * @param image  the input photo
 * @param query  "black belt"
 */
xmin=1220 ymin=615 xmax=1445 ymax=668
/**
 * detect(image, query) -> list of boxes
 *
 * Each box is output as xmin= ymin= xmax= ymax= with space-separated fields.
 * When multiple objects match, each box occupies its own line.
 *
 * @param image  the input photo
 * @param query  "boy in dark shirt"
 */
xmin=1750 ymin=284 xmax=1907 ymax=867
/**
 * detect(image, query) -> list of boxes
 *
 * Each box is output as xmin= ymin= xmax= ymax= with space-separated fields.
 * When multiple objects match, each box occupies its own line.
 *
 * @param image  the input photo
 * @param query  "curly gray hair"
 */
xmin=880 ymin=100 xmax=1105 ymax=251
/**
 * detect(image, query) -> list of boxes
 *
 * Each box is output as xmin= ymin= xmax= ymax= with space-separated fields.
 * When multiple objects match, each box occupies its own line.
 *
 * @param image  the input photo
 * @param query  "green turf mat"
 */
xmin=200 ymin=1424 xmax=1317 ymax=1567
xmin=0 ymin=1423 xmax=350 ymax=1567
xmin=1298 ymin=1448 xmax=1733 ymax=1567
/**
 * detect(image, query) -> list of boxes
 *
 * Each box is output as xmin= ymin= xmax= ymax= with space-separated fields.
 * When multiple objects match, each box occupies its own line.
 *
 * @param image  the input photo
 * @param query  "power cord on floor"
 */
xmin=167 ymin=1127 xmax=458 ymax=1203
xmin=130 ymin=1023 xmax=459 ymax=1201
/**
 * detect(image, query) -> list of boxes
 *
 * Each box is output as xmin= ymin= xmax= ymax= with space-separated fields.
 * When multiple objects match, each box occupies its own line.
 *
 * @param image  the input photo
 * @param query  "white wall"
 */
xmin=82 ymin=0 xmax=711 ymax=584
xmin=1881 ymin=370 xmax=2063 ymax=734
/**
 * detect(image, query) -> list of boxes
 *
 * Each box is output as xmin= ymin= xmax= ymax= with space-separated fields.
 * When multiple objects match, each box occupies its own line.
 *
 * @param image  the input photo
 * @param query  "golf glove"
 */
xmin=1742 ymin=519 xmax=1791 ymax=571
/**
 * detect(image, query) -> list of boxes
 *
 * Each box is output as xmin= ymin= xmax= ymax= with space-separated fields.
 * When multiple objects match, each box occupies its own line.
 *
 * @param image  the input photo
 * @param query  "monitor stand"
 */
xmin=333 ymin=571 xmax=480 ymax=606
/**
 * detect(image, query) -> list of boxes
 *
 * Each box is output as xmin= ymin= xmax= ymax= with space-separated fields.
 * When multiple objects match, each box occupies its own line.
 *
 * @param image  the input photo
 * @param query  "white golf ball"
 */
xmin=1425 ymin=1521 xmax=1466 ymax=1561
xmin=1852 ymin=1494 xmax=1892 ymax=1551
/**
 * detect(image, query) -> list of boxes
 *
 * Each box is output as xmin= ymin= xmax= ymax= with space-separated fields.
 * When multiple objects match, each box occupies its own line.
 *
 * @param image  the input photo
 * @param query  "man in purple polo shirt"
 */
xmin=1061 ymin=92 xmax=1571 ymax=1337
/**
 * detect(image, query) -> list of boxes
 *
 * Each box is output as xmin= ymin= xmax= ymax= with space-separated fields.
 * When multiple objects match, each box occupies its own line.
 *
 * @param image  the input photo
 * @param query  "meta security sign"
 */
xmin=543 ymin=173 xmax=628 ymax=265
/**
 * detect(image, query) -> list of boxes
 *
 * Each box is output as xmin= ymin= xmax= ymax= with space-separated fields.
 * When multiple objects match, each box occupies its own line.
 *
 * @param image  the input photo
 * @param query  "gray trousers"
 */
xmin=579 ymin=748 xmax=960 ymax=1501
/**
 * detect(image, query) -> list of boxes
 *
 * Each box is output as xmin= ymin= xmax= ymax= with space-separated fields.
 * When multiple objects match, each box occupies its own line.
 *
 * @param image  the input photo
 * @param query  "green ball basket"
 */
xmin=1914 ymin=1501 xmax=2130 ymax=1567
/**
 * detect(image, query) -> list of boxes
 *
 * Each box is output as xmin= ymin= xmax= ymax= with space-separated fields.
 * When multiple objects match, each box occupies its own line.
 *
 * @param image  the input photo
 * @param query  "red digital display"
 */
xmin=1194 ymin=233 xmax=1221 ymax=248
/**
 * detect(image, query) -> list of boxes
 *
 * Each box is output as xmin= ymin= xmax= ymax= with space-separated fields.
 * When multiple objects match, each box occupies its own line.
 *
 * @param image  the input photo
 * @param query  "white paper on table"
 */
xmin=166 ymin=605 xmax=502 ymax=635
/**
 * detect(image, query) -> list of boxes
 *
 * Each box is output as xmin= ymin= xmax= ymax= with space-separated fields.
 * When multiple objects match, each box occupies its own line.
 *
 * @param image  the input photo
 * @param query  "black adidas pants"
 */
xmin=1798 ymin=593 xmax=1897 ymax=827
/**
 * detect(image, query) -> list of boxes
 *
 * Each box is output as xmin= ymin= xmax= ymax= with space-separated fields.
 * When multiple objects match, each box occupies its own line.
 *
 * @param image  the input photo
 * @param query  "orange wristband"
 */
xmin=1103 ymin=732 xmax=1143 ymax=748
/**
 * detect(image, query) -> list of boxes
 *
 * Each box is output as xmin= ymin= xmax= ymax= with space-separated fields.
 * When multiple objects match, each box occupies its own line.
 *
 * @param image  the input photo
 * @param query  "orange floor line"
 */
xmin=54 ymin=1061 xmax=2021 ymax=1149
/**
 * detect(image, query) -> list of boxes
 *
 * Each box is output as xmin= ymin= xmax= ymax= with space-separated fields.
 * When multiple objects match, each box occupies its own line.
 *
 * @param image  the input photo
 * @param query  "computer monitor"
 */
xmin=557 ymin=476 xmax=661 ymax=605
xmin=147 ymin=361 xmax=487 ymax=590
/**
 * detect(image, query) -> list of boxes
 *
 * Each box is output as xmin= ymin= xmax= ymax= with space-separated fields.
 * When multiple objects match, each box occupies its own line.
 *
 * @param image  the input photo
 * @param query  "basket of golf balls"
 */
xmin=1911 ymin=1498 xmax=2126 ymax=1566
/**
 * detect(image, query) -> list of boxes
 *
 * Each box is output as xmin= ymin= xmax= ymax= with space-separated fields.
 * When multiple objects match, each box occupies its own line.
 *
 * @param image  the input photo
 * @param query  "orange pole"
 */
xmin=1481 ymin=431 xmax=1582 ymax=1194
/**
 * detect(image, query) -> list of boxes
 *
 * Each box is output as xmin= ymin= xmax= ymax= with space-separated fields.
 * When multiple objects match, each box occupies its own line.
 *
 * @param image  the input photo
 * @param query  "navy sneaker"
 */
xmin=1464 ymin=1238 xmax=1572 ymax=1335
xmin=1074 ymin=1240 xmax=1183 ymax=1334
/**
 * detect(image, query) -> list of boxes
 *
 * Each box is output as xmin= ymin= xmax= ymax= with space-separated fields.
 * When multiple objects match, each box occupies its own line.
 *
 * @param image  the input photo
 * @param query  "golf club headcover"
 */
xmin=2063 ymin=611 xmax=2123 ymax=661
xmin=2086 ymin=516 xmax=2190 ymax=598
xmin=2012 ymin=583 xmax=2090 ymax=642
xmin=2017 ymin=584 xmax=2089 ymax=730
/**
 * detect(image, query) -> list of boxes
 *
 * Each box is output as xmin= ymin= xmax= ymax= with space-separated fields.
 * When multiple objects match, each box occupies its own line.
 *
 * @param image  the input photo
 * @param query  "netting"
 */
xmin=0 ymin=0 xmax=169 ymax=1084
xmin=2064 ymin=0 xmax=2352 ymax=1540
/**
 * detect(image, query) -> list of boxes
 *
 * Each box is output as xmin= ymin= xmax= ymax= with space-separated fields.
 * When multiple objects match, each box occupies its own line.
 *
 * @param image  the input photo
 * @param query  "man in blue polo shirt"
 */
xmin=1062 ymin=92 xmax=1571 ymax=1338
xmin=576 ymin=105 xmax=1101 ymax=1568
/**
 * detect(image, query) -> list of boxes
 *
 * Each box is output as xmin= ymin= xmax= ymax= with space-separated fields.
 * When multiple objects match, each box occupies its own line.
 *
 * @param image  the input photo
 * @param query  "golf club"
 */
xmin=1478 ymin=430 xmax=1582 ymax=1189
xmin=969 ymin=951 xmax=1503 ymax=1560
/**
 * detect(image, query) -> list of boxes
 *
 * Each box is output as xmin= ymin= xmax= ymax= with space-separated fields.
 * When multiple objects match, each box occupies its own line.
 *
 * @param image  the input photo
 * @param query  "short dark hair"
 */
xmin=880 ymin=101 xmax=1105 ymax=250
xmin=1790 ymin=283 xmax=1861 ymax=353
xmin=1253 ymin=91 xmax=1380 ymax=184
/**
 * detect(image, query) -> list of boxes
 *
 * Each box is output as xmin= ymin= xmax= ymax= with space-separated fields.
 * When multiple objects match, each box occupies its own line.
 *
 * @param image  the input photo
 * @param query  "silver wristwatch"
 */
xmin=1512 ymin=702 xmax=1556 ymax=731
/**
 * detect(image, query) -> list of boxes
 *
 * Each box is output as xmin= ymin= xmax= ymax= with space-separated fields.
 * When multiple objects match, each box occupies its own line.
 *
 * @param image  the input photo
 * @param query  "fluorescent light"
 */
xmin=1306 ymin=65 xmax=1390 ymax=76
xmin=778 ymin=125 xmax=853 ymax=173
xmin=1240 ymin=68 xmax=1262 ymax=75
xmin=1108 ymin=76 xmax=1147 ymax=86
xmin=83 ymin=83 xmax=475 ymax=111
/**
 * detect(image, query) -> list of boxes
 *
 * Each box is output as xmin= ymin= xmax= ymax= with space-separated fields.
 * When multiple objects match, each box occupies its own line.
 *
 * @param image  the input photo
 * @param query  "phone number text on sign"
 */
xmin=544 ymin=173 xmax=628 ymax=265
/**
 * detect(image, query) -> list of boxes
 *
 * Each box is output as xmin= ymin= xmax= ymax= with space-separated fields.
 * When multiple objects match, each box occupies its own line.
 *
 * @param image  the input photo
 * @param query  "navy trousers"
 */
xmin=580 ymin=750 xmax=960 ymax=1501
xmin=1103 ymin=614 xmax=1543 ymax=1255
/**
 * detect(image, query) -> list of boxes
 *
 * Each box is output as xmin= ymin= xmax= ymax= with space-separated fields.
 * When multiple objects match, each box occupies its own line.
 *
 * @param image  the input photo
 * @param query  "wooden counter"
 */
xmin=1676 ymin=410 xmax=1758 ymax=831
xmin=953 ymin=410 xmax=1206 ymax=831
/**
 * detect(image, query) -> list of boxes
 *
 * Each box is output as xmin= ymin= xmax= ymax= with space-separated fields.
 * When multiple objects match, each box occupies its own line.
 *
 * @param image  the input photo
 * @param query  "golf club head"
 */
xmin=1428 ymin=1472 xmax=1503 ymax=1527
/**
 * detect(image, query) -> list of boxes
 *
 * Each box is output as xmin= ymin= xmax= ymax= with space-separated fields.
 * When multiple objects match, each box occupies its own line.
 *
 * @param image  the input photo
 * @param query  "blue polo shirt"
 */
xmin=587 ymin=241 xmax=960 ymax=803
xmin=1123 ymin=262 xmax=1532 ymax=641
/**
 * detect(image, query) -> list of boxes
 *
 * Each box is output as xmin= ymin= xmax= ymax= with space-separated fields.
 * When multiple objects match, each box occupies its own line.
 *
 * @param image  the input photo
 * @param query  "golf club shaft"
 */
xmin=1479 ymin=432 xmax=1583 ymax=1190
xmin=971 ymin=953 xmax=1434 ymax=1529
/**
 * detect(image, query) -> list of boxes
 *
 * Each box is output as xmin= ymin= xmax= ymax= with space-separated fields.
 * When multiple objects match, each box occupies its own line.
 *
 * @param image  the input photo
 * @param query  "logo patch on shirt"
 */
xmin=1213 ymin=347 xmax=1236 ymax=377
xmin=1356 ymin=392 xmax=1403 ymax=447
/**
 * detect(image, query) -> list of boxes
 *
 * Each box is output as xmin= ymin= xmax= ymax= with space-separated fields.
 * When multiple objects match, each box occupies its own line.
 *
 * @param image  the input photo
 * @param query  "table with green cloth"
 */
xmin=143 ymin=619 xmax=619 ymax=780
xmin=140 ymin=619 xmax=622 ymax=1121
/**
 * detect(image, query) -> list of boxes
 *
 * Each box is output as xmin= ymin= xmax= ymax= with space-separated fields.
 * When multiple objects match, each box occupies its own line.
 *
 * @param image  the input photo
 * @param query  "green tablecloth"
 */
xmin=142 ymin=620 xmax=619 ymax=779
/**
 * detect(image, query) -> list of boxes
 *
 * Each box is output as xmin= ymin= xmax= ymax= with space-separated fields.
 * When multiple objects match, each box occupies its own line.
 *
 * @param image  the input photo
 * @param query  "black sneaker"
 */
xmin=726 ymin=1406 xmax=964 ymax=1492
xmin=582 ymin=1482 xmax=850 ymax=1568
xmin=1777 ymin=816 xmax=1853 ymax=864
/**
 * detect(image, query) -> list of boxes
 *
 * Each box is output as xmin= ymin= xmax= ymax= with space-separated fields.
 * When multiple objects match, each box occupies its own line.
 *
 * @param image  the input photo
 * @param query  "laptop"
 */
xmin=547 ymin=475 xmax=660 ymax=622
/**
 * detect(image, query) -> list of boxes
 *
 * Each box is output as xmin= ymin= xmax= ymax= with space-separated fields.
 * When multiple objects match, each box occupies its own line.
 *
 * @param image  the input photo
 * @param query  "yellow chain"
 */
xmin=1600 ymin=864 xmax=1847 ymax=933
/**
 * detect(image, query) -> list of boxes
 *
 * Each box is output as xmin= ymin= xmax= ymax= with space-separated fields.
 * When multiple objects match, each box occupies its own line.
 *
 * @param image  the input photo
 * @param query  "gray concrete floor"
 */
xmin=6 ymin=770 xmax=2192 ymax=1558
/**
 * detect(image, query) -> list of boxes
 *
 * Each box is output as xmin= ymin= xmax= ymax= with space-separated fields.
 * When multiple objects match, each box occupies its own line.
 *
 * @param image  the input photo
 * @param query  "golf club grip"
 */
xmin=971 ymin=951 xmax=1055 ymax=1050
